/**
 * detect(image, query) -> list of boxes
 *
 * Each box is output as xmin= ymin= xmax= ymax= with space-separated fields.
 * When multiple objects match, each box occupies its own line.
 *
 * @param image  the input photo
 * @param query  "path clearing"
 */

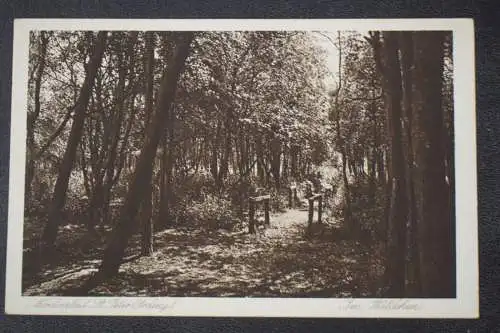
xmin=23 ymin=206 xmax=381 ymax=297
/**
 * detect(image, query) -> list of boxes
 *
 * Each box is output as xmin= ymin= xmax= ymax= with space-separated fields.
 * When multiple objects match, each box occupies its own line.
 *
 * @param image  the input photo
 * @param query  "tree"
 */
xmin=82 ymin=31 xmax=139 ymax=233
xmin=80 ymin=32 xmax=194 ymax=292
xmin=140 ymin=31 xmax=155 ymax=256
xmin=365 ymin=30 xmax=455 ymax=297
xmin=399 ymin=31 xmax=421 ymax=296
xmin=380 ymin=31 xmax=409 ymax=297
xmin=25 ymin=31 xmax=49 ymax=205
xmin=329 ymin=32 xmax=353 ymax=230
xmin=41 ymin=31 xmax=108 ymax=250
xmin=413 ymin=31 xmax=454 ymax=298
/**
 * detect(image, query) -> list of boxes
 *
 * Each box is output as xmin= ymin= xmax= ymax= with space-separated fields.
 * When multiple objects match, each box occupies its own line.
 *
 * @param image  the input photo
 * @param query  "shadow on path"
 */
xmin=24 ymin=208 xmax=383 ymax=297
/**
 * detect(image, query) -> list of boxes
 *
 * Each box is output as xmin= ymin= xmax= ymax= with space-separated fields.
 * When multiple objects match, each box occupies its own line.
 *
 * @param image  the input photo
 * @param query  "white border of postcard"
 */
xmin=5 ymin=18 xmax=478 ymax=318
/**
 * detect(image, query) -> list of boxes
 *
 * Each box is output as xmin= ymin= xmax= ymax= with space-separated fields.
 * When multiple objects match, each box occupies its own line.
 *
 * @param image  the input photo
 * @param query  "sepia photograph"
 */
xmin=5 ymin=19 xmax=477 ymax=317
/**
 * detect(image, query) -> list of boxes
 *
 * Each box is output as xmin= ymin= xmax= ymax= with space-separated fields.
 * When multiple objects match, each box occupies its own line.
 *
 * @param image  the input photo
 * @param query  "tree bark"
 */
xmin=162 ymin=105 xmax=176 ymax=227
xmin=25 ymin=32 xmax=49 ymax=207
xmin=270 ymin=129 xmax=282 ymax=189
xmin=413 ymin=31 xmax=454 ymax=298
xmin=380 ymin=31 xmax=409 ymax=297
xmin=290 ymin=143 xmax=299 ymax=179
xmin=369 ymin=100 xmax=377 ymax=204
xmin=41 ymin=31 xmax=107 ymax=249
xmin=282 ymin=141 xmax=289 ymax=183
xmin=399 ymin=31 xmax=421 ymax=296
xmin=100 ymin=32 xmax=139 ymax=227
xmin=140 ymin=31 xmax=155 ymax=255
xmin=255 ymin=135 xmax=265 ymax=184
xmin=332 ymin=31 xmax=352 ymax=231
xmin=82 ymin=33 xmax=194 ymax=289
xmin=140 ymin=181 xmax=154 ymax=256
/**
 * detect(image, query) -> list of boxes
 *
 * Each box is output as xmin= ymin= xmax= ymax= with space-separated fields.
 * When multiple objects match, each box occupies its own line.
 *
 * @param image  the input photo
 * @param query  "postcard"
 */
xmin=5 ymin=18 xmax=477 ymax=317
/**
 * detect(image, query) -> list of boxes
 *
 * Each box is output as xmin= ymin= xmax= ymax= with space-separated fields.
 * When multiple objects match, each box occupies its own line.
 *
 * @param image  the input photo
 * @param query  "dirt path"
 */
xmin=24 ymin=205 xmax=380 ymax=297
xmin=271 ymin=209 xmax=308 ymax=228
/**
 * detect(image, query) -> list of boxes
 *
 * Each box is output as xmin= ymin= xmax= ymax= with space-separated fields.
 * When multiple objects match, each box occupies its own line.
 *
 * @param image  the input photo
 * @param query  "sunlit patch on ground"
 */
xmin=22 ymin=206 xmax=383 ymax=297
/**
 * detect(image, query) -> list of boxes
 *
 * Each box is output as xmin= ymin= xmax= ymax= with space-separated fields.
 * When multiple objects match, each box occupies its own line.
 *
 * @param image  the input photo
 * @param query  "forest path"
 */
xmin=267 ymin=196 xmax=336 ymax=229
xmin=264 ymin=208 xmax=315 ymax=237
xmin=271 ymin=208 xmax=309 ymax=228
xmin=23 ymin=204 xmax=377 ymax=298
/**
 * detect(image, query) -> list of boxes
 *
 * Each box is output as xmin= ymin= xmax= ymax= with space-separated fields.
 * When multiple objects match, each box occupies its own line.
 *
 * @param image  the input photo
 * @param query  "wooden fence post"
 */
xmin=248 ymin=194 xmax=271 ymax=233
xmin=308 ymin=198 xmax=314 ymax=227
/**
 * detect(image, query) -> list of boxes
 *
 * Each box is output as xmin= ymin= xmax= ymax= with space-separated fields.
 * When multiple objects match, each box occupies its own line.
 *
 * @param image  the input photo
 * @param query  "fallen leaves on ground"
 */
xmin=23 ymin=209 xmax=384 ymax=297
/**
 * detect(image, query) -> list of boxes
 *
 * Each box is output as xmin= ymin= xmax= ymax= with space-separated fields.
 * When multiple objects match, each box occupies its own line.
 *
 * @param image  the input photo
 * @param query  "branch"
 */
xmin=365 ymin=31 xmax=385 ymax=78
xmin=34 ymin=107 xmax=74 ymax=160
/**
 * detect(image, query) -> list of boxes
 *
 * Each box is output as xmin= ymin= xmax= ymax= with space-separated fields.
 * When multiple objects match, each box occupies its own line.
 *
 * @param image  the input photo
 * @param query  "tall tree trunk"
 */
xmin=282 ymin=141 xmax=289 ymax=183
xmin=87 ymin=178 xmax=104 ymax=233
xmin=290 ymin=143 xmax=299 ymax=179
xmin=218 ymin=118 xmax=232 ymax=188
xmin=413 ymin=31 xmax=454 ymax=298
xmin=380 ymin=31 xmax=409 ymax=297
xmin=400 ymin=31 xmax=421 ymax=296
xmin=25 ymin=32 xmax=49 ymax=207
xmin=140 ymin=31 xmax=155 ymax=255
xmin=41 ymin=31 xmax=107 ymax=250
xmin=81 ymin=33 xmax=194 ymax=290
xmin=377 ymin=150 xmax=385 ymax=183
xmin=158 ymin=132 xmax=168 ymax=226
xmin=140 ymin=181 xmax=154 ymax=256
xmin=332 ymin=31 xmax=352 ymax=231
xmin=102 ymin=92 xmax=139 ymax=226
xmin=340 ymin=144 xmax=351 ymax=226
xmin=162 ymin=105 xmax=176 ymax=228
xmin=369 ymin=100 xmax=378 ymax=205
xmin=100 ymin=32 xmax=138 ymax=227
xmin=270 ymin=130 xmax=281 ymax=190
xmin=255 ymin=136 xmax=265 ymax=184
xmin=210 ymin=123 xmax=220 ymax=185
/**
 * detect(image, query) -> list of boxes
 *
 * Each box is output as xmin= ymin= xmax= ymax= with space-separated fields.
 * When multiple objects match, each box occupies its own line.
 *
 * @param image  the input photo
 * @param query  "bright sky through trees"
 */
xmin=312 ymin=31 xmax=371 ymax=90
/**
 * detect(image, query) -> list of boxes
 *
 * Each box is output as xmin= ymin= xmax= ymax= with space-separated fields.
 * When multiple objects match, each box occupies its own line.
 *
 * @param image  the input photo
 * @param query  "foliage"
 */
xmin=184 ymin=194 xmax=241 ymax=231
xmin=348 ymin=177 xmax=385 ymax=240
xmin=23 ymin=29 xmax=454 ymax=298
xmin=269 ymin=188 xmax=288 ymax=213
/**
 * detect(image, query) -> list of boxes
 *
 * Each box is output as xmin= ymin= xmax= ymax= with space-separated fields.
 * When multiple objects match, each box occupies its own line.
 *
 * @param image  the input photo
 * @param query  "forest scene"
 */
xmin=21 ymin=29 xmax=455 ymax=298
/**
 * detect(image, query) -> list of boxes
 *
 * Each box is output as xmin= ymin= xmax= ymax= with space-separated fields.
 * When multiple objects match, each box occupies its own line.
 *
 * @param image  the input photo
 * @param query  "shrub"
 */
xmin=173 ymin=169 xmax=216 ymax=203
xmin=345 ymin=176 xmax=386 ymax=240
xmin=227 ymin=175 xmax=259 ymax=216
xmin=184 ymin=194 xmax=241 ymax=230
xmin=269 ymin=188 xmax=288 ymax=213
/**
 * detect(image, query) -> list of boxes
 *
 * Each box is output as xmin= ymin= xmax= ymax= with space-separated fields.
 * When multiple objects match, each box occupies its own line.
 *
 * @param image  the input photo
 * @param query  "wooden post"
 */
xmin=305 ymin=181 xmax=312 ymax=198
xmin=308 ymin=198 xmax=314 ymax=227
xmin=288 ymin=185 xmax=296 ymax=209
xmin=249 ymin=199 xmax=255 ymax=234
xmin=248 ymin=194 xmax=270 ymax=232
xmin=264 ymin=198 xmax=270 ymax=226
xmin=318 ymin=195 xmax=323 ymax=223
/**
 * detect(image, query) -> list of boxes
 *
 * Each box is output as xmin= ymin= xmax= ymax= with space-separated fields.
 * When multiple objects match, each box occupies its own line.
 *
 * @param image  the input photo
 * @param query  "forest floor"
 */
xmin=23 ymin=206 xmax=384 ymax=297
